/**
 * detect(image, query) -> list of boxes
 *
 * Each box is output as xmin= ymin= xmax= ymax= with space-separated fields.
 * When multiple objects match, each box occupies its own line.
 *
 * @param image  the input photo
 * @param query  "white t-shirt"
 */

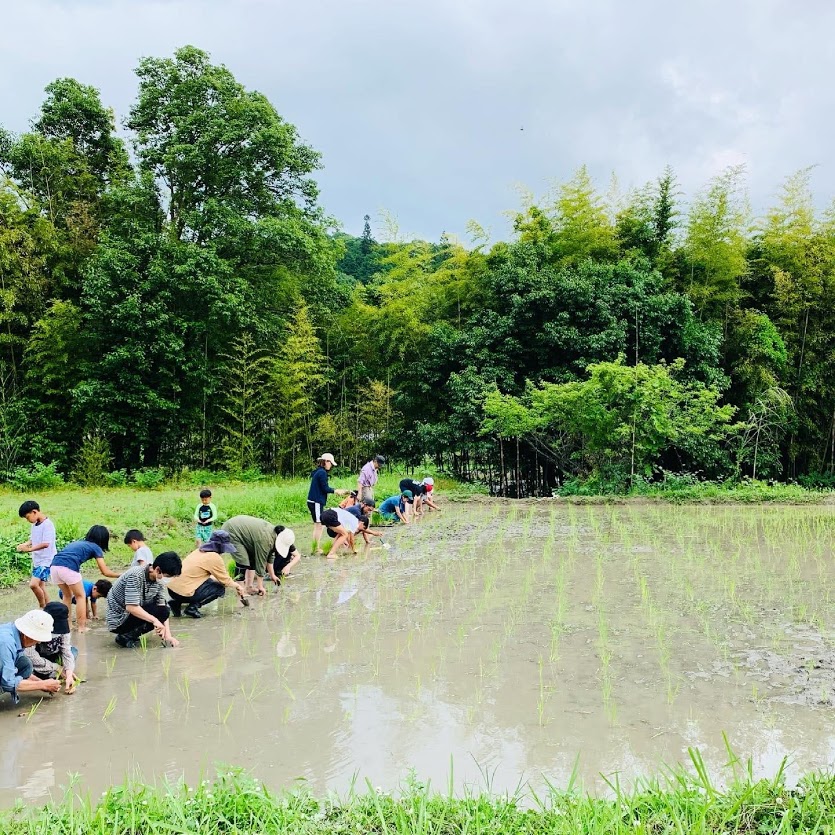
xmin=335 ymin=508 xmax=359 ymax=533
xmin=31 ymin=518 xmax=57 ymax=568
xmin=131 ymin=545 xmax=153 ymax=566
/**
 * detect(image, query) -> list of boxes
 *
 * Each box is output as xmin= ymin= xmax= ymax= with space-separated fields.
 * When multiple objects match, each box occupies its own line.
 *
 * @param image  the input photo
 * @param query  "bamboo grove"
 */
xmin=2 ymin=46 xmax=835 ymax=492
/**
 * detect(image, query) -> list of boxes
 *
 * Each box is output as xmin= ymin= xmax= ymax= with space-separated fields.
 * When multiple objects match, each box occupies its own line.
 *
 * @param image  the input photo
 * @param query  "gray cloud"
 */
xmin=2 ymin=0 xmax=833 ymax=241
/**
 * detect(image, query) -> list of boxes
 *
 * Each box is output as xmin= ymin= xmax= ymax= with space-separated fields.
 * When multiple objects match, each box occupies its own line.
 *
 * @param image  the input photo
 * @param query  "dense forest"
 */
xmin=1 ymin=45 xmax=834 ymax=493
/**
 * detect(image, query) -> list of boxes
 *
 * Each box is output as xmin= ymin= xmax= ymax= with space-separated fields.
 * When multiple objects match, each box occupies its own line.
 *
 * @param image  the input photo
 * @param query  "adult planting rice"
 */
xmin=50 ymin=526 xmax=121 ymax=633
xmin=106 ymin=553 xmax=182 ymax=649
xmin=166 ymin=531 xmax=246 ymax=618
xmin=307 ymin=453 xmax=348 ymax=555
xmin=0 ymin=610 xmax=61 ymax=703
xmin=378 ymin=490 xmax=413 ymax=524
xmin=223 ymin=516 xmax=300 ymax=595
xmin=399 ymin=477 xmax=433 ymax=518
xmin=319 ymin=508 xmax=371 ymax=556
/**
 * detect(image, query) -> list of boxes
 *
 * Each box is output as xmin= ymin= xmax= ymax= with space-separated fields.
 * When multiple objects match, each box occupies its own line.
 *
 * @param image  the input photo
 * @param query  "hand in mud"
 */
xmin=165 ymin=637 xmax=180 ymax=648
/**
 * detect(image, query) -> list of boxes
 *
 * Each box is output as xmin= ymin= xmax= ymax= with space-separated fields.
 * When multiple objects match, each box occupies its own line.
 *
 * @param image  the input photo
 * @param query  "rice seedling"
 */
xmin=102 ymin=696 xmax=117 ymax=721
xmin=129 ymin=680 xmax=138 ymax=701
xmin=177 ymin=673 xmax=191 ymax=705
xmin=24 ymin=698 xmax=43 ymax=724
xmin=217 ymin=699 xmax=235 ymax=725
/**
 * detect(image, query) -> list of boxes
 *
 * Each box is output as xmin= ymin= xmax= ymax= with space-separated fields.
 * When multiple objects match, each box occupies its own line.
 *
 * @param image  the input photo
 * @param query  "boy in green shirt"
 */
xmin=194 ymin=489 xmax=218 ymax=547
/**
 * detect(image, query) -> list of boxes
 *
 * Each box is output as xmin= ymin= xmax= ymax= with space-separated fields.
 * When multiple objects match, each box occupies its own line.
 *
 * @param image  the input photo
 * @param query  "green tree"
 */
xmin=683 ymin=166 xmax=750 ymax=317
xmin=216 ymin=333 xmax=269 ymax=473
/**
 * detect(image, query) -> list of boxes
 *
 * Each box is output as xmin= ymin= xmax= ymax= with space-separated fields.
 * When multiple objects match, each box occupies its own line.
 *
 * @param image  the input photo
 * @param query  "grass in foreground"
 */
xmin=3 ymin=761 xmax=835 ymax=834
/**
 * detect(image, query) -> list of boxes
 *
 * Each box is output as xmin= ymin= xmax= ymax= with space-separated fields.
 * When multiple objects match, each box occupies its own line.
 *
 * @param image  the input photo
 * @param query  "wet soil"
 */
xmin=1 ymin=501 xmax=834 ymax=803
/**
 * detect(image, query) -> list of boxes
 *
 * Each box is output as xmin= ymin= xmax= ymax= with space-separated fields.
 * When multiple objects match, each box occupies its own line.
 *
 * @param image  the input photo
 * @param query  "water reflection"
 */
xmin=0 ymin=502 xmax=834 ymax=802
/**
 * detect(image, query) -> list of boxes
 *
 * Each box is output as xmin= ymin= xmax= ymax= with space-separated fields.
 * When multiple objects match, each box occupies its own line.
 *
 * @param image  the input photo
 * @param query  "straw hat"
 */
xmin=15 ymin=610 xmax=54 ymax=643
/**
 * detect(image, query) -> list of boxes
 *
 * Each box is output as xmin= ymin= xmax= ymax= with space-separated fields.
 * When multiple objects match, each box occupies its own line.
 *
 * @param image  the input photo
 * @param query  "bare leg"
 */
xmin=68 ymin=580 xmax=88 ymax=631
xmin=29 ymin=577 xmax=47 ymax=607
xmin=313 ymin=523 xmax=324 ymax=553
xmin=244 ymin=569 xmax=257 ymax=593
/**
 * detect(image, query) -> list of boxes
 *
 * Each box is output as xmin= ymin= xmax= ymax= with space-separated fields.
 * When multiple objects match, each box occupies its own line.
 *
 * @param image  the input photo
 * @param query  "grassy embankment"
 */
xmin=3 ymin=764 xmax=835 ymax=834
xmin=0 ymin=472 xmax=473 ymax=588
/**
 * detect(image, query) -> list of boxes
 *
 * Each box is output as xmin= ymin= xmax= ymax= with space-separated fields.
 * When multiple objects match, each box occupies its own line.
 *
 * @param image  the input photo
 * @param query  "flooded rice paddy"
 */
xmin=2 ymin=500 xmax=835 ymax=804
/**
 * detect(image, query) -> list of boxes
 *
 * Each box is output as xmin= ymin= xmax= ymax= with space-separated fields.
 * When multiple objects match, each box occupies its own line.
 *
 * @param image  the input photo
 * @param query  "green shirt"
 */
xmin=222 ymin=515 xmax=275 ymax=575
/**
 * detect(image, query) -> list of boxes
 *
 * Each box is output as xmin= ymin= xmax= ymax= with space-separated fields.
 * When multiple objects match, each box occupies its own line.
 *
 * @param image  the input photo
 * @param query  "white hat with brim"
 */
xmin=275 ymin=528 xmax=295 ymax=559
xmin=15 ymin=610 xmax=54 ymax=643
xmin=318 ymin=453 xmax=337 ymax=465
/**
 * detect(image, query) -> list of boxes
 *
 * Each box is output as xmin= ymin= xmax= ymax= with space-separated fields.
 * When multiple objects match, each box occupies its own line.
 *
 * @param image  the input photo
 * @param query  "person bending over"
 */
xmin=58 ymin=579 xmax=112 ymax=620
xmin=0 ymin=610 xmax=61 ymax=703
xmin=24 ymin=602 xmax=77 ymax=694
xmin=50 ymin=526 xmax=121 ymax=633
xmin=378 ymin=490 xmax=413 ymax=524
xmin=320 ymin=509 xmax=371 ymax=556
xmin=167 ymin=531 xmax=245 ymax=618
xmin=223 ymin=515 xmax=298 ymax=595
xmin=106 ymin=553 xmax=182 ymax=649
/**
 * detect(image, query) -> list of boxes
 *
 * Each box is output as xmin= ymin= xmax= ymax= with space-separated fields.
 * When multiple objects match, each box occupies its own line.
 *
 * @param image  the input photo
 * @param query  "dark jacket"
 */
xmin=307 ymin=467 xmax=334 ymax=506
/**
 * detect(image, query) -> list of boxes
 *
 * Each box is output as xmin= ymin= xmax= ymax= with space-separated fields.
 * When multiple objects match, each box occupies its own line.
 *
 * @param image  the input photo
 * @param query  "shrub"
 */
xmin=8 ymin=461 xmax=65 ymax=491
xmin=105 ymin=469 xmax=129 ymax=487
xmin=133 ymin=468 xmax=166 ymax=489
xmin=72 ymin=434 xmax=111 ymax=487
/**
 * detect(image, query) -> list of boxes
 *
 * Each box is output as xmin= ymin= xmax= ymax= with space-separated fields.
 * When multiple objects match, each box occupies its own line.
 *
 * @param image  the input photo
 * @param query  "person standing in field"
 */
xmin=106 ymin=553 xmax=182 ymax=648
xmin=16 ymin=501 xmax=57 ymax=608
xmin=0 ymin=610 xmax=61 ymax=703
xmin=50 ymin=526 xmax=121 ymax=633
xmin=223 ymin=515 xmax=300 ymax=595
xmin=194 ymin=489 xmax=218 ymax=547
xmin=124 ymin=529 xmax=153 ymax=566
xmin=357 ymin=455 xmax=385 ymax=504
xmin=166 ymin=530 xmax=246 ymax=618
xmin=307 ymin=454 xmax=347 ymax=555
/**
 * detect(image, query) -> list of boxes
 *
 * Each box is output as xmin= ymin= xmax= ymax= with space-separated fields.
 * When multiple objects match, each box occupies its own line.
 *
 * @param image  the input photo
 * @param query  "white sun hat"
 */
xmin=275 ymin=528 xmax=295 ymax=559
xmin=15 ymin=610 xmax=54 ymax=643
xmin=423 ymin=477 xmax=434 ymax=488
xmin=318 ymin=453 xmax=337 ymax=465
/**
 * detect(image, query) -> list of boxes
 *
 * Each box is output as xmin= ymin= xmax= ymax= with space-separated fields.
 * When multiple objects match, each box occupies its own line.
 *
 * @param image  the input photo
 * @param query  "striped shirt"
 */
xmin=106 ymin=566 xmax=166 ymax=630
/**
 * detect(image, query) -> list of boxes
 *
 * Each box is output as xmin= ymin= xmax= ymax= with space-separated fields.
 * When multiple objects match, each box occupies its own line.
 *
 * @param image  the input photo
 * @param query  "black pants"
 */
xmin=113 ymin=603 xmax=170 ymax=637
xmin=169 ymin=579 xmax=226 ymax=609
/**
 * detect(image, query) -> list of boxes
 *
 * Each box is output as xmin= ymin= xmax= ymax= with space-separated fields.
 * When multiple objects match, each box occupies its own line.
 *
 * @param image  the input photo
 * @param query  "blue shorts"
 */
xmin=32 ymin=565 xmax=51 ymax=582
xmin=195 ymin=525 xmax=213 ymax=542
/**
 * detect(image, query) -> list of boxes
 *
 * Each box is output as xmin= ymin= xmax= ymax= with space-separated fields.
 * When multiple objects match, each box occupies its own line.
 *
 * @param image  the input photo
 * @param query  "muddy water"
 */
xmin=2 ymin=500 xmax=835 ymax=804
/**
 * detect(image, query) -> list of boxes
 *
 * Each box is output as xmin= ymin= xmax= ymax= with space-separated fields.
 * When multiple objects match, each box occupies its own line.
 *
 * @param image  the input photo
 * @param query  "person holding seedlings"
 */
xmin=378 ymin=490 xmax=413 ymax=524
xmin=399 ymin=477 xmax=433 ymax=517
xmin=106 ymin=552 xmax=182 ymax=649
xmin=223 ymin=515 xmax=300 ymax=595
xmin=16 ymin=500 xmax=57 ymax=608
xmin=50 ymin=526 xmax=121 ymax=633
xmin=58 ymin=578 xmax=112 ymax=620
xmin=0 ymin=610 xmax=61 ymax=703
xmin=320 ymin=508 xmax=371 ymax=556
xmin=167 ymin=530 xmax=246 ymax=618
xmin=357 ymin=455 xmax=386 ymax=504
xmin=124 ymin=529 xmax=153 ymax=566
xmin=307 ymin=453 xmax=348 ymax=555
xmin=24 ymin=602 xmax=77 ymax=694
xmin=343 ymin=499 xmax=385 ymax=546
xmin=193 ymin=489 xmax=218 ymax=547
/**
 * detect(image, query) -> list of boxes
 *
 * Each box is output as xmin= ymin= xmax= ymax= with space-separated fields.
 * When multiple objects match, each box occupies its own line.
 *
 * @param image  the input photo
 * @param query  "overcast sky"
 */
xmin=1 ymin=0 xmax=833 ymax=242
